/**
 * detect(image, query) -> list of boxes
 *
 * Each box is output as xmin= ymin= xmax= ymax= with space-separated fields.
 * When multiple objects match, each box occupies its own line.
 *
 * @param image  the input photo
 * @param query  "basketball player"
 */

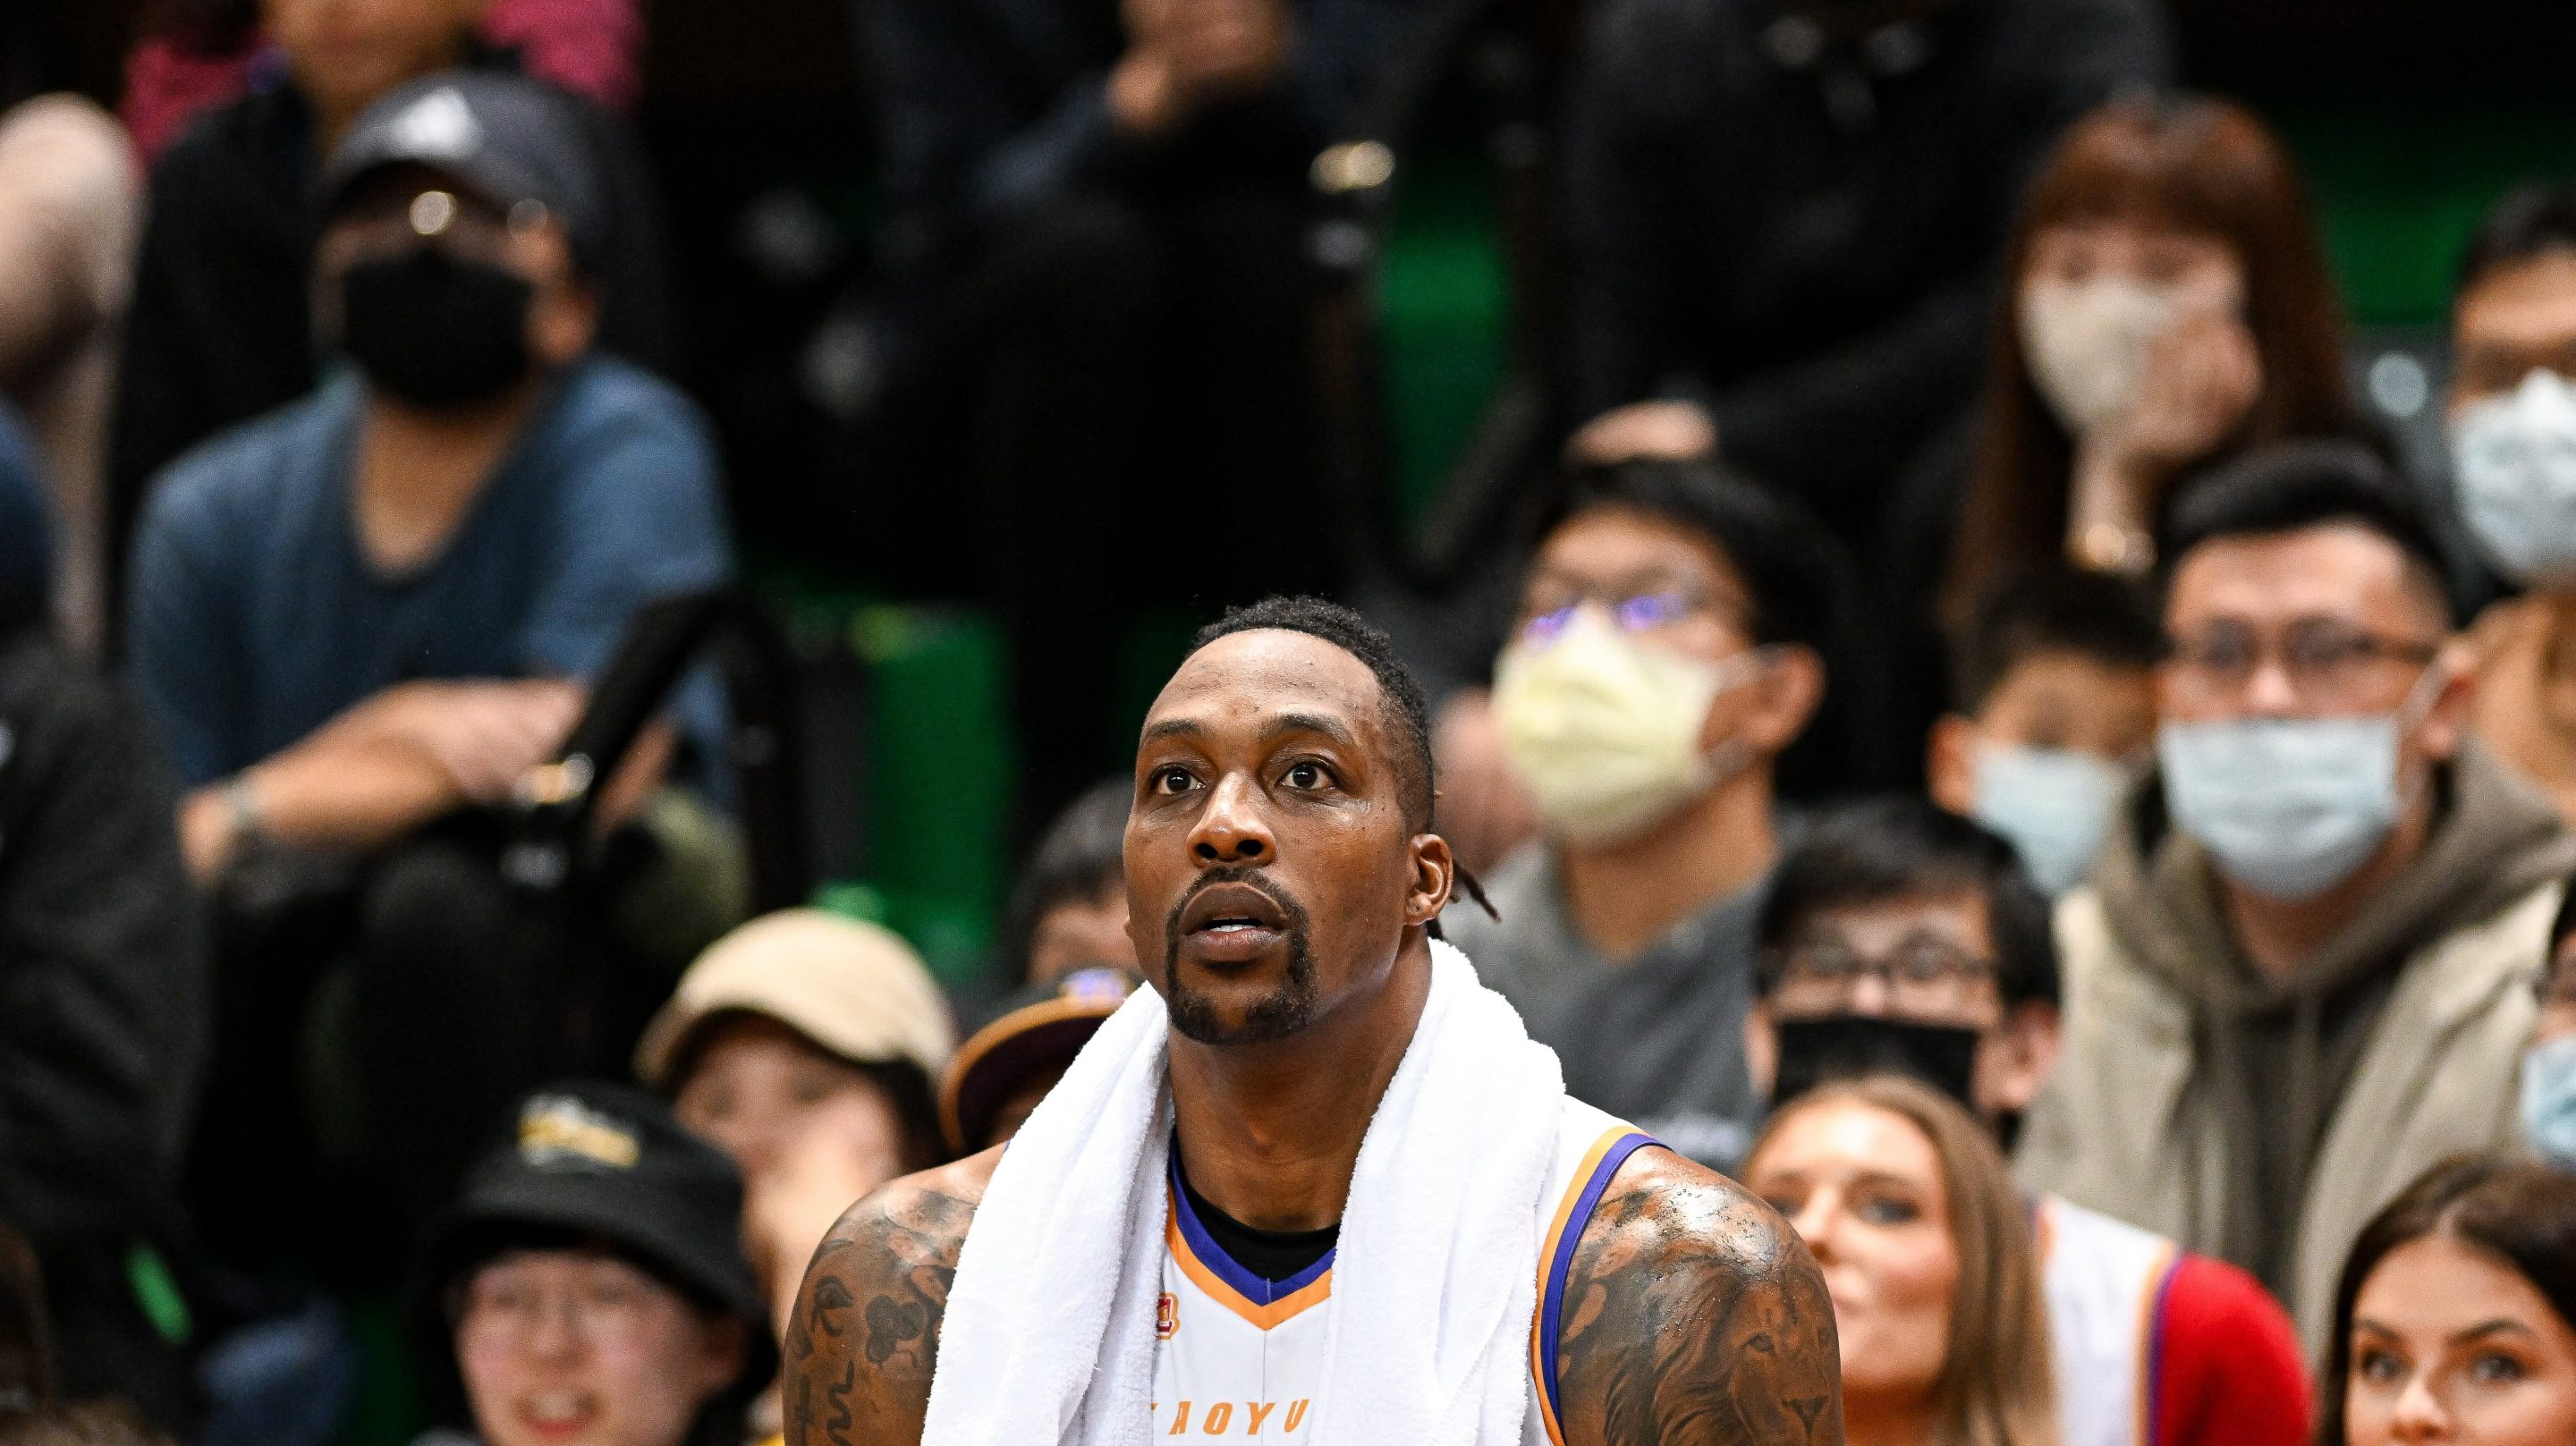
xmin=786 ymin=597 xmax=1843 ymax=1446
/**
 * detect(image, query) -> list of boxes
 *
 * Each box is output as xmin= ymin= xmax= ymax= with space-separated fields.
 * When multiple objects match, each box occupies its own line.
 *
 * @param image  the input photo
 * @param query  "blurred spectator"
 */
xmin=634 ymin=909 xmax=952 ymax=1334
xmin=1868 ymin=94 xmax=2369 ymax=790
xmin=940 ymin=966 xmax=1142 ymax=1154
xmin=1942 ymin=96 xmax=2365 ymax=614
xmin=2519 ymin=887 xmax=2576 ymax=1173
xmin=1741 ymin=1075 xmax=2056 ymax=1446
xmin=1748 ymin=797 xmax=2310 ymax=1446
xmin=2315 ymin=1155 xmax=2576 ymax=1446
xmin=413 ymin=1086 xmax=772 ymax=1446
xmin=0 ymin=488 xmax=206 ymax=1421
xmin=126 ymin=73 xmax=732 ymax=1264
xmin=1749 ymin=798 xmax=2062 ymax=1126
xmin=2018 ymin=444 xmax=2576 ymax=1349
xmin=2451 ymin=181 xmax=2576 ymax=822
xmin=990 ymin=777 xmax=1133 ymax=989
xmin=850 ymin=0 xmax=1425 ymax=828
xmin=0 ymin=94 xmax=137 ymax=652
xmin=123 ymin=0 xmax=646 ymax=164
xmin=108 ymin=0 xmax=675 ymax=621
xmin=1925 ymin=567 xmax=2159 ymax=895
xmin=1438 ymin=460 xmax=1835 ymax=1170
xmin=1559 ymin=0 xmax=2168 ymax=514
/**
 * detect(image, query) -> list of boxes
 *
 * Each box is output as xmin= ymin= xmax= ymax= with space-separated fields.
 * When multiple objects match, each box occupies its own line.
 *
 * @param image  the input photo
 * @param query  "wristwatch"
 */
xmin=2074 ymin=521 xmax=2154 ymax=576
xmin=223 ymin=772 xmax=267 ymax=851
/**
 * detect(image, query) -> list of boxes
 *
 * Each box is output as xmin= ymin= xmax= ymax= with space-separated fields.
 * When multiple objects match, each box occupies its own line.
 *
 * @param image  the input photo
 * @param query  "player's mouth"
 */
xmin=1176 ymin=880 xmax=1291 ymax=967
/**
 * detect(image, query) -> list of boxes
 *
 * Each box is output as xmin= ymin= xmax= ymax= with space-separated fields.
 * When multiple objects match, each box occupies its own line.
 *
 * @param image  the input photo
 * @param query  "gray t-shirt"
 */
xmin=1441 ymin=841 xmax=1766 ymax=1171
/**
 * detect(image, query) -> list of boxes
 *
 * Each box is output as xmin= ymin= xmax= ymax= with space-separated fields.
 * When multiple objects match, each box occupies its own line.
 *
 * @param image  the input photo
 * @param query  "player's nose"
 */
xmin=1189 ymin=772 xmax=1275 ymax=866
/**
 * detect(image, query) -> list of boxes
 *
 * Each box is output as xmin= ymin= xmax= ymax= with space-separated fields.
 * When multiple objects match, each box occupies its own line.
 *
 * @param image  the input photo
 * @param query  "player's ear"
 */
xmin=1404 ymin=833 xmax=1455 ymax=926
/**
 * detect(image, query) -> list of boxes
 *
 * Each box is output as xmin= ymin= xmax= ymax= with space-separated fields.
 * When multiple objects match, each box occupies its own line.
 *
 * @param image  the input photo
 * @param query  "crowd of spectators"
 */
xmin=6 ymin=0 xmax=2576 ymax=1443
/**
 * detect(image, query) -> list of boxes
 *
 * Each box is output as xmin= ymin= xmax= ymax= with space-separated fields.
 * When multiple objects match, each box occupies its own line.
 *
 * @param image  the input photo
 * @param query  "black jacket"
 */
xmin=0 ymin=630 xmax=207 ymax=1418
xmin=1561 ymin=0 xmax=2171 ymax=522
xmin=862 ymin=0 xmax=1425 ymax=335
xmin=105 ymin=55 xmax=679 ymax=622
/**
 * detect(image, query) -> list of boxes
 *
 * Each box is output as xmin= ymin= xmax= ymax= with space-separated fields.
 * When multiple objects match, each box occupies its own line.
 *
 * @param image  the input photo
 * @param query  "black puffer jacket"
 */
xmin=0 ymin=630 xmax=207 ymax=1421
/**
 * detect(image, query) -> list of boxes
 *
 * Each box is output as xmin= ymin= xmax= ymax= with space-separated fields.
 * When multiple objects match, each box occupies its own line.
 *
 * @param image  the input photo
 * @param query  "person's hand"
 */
xmin=1565 ymin=401 xmax=1719 ymax=468
xmin=1110 ymin=0 xmax=1293 ymax=137
xmin=1431 ymin=689 xmax=1539 ymax=875
xmin=332 ymin=679 xmax=585 ymax=805
xmin=1165 ymin=0 xmax=1292 ymax=101
xmin=2092 ymin=309 xmax=2262 ymax=478
xmin=2064 ymin=311 xmax=2260 ymax=572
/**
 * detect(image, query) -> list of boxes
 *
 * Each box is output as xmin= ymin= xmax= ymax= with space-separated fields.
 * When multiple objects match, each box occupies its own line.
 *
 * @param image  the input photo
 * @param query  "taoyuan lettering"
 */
xmin=1148 ymin=1399 xmax=1312 ymax=1435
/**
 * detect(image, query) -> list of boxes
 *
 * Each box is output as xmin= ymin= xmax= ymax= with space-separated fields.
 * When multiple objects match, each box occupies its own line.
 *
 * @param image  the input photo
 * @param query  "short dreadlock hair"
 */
xmin=1188 ymin=596 xmax=1436 ymax=831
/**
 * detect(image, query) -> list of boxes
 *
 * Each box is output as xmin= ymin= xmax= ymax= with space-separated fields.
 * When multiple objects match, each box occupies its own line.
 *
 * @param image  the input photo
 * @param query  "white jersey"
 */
xmin=1148 ymin=1099 xmax=1657 ymax=1442
xmin=2039 ymin=1194 xmax=2181 ymax=1446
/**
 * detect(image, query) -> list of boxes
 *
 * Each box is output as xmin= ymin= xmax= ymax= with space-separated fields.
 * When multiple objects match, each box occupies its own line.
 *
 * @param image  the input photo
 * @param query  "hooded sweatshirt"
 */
xmin=2020 ymin=740 xmax=2576 ymax=1345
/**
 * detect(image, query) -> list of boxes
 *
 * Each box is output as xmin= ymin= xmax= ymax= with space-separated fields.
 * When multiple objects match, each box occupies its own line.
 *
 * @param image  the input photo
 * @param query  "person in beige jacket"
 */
xmin=2015 ymin=443 xmax=2576 ymax=1354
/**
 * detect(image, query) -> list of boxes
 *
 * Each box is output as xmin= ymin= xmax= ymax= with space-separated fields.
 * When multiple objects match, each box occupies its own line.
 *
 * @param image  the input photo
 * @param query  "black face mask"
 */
xmin=1770 ymin=1015 xmax=1981 ymax=1112
xmin=336 ymin=247 xmax=535 ymax=408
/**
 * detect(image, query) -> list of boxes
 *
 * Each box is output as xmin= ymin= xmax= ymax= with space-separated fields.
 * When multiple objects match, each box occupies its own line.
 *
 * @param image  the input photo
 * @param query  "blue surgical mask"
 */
xmin=1970 ymin=744 xmax=2129 ymax=896
xmin=2521 ymin=1034 xmax=2576 ymax=1172
xmin=2453 ymin=368 xmax=2576 ymax=588
xmin=2157 ymin=711 xmax=2412 ymax=901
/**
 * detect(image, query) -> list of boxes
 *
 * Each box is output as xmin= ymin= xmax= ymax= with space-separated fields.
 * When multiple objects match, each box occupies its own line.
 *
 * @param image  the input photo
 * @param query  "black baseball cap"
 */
xmin=419 ymin=1083 xmax=776 ymax=1391
xmin=318 ymin=70 xmax=603 ymax=259
xmin=940 ymin=967 xmax=1143 ymax=1154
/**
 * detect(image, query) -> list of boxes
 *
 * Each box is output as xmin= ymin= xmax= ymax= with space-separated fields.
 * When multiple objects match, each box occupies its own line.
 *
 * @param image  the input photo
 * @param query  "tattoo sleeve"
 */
xmin=784 ymin=1167 xmax=986 ymax=1446
xmin=1550 ymin=1153 xmax=1844 ymax=1446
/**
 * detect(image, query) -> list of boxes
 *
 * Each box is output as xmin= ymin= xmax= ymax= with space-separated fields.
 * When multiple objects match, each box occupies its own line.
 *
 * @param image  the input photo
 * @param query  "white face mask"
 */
xmin=1492 ymin=610 xmax=1766 ymax=848
xmin=2451 ymin=368 xmax=2576 ymax=587
xmin=1969 ymin=743 xmax=2130 ymax=896
xmin=2018 ymin=275 xmax=2190 ymax=435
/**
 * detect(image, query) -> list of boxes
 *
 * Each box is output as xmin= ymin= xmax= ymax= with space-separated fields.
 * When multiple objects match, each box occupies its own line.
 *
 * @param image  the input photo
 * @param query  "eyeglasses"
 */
xmin=455 ymin=1266 xmax=671 ymax=1352
xmin=1768 ymin=938 xmax=1997 ymax=1008
xmin=2162 ymin=622 xmax=2440 ymax=707
xmin=1514 ymin=589 xmax=1733 ymax=646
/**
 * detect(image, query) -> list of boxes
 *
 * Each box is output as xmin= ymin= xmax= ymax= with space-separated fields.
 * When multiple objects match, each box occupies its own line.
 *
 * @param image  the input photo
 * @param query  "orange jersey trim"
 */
xmin=1165 ymin=1193 xmax=1335 ymax=1331
xmin=1530 ymin=1126 xmax=1639 ymax=1446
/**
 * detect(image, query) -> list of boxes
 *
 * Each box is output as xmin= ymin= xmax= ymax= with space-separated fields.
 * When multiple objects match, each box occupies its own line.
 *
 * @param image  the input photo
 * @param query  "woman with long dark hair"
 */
xmin=2317 ymin=1155 xmax=2576 ymax=1446
xmin=1941 ymin=94 xmax=2365 ymax=625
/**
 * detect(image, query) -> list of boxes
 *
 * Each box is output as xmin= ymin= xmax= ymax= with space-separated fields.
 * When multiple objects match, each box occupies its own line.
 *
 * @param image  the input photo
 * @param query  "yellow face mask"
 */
xmin=1492 ymin=609 xmax=1765 ymax=848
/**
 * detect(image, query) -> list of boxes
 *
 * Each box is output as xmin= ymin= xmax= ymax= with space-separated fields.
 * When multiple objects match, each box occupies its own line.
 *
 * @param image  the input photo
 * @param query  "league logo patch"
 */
xmin=1156 ymin=1291 xmax=1178 ymax=1340
xmin=518 ymin=1094 xmax=640 ymax=1171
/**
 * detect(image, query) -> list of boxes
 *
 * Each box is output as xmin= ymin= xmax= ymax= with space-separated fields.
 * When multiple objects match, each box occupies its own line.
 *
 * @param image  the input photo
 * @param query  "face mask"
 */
xmin=337 ymin=247 xmax=536 ymax=408
xmin=1493 ymin=610 xmax=1764 ymax=848
xmin=2018 ymin=275 xmax=2189 ymax=435
xmin=2521 ymin=1034 xmax=2576 ymax=1172
xmin=2452 ymin=368 xmax=2576 ymax=587
xmin=1970 ymin=744 xmax=2129 ymax=896
xmin=1770 ymin=1015 xmax=1982 ymax=1112
xmin=2157 ymin=670 xmax=2437 ymax=901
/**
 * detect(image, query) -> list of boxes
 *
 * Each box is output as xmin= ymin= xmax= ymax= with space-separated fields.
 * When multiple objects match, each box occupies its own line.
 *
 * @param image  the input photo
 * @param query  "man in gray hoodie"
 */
xmin=2017 ymin=441 xmax=2576 ymax=1351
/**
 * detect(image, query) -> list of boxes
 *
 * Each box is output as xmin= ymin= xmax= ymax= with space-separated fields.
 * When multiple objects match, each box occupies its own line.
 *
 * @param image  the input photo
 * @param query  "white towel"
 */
xmin=920 ymin=940 xmax=1569 ymax=1446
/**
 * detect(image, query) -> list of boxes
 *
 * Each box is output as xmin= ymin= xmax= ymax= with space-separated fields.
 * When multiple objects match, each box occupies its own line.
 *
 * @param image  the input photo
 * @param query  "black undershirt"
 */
xmin=1176 ymin=1158 xmax=1339 ymax=1283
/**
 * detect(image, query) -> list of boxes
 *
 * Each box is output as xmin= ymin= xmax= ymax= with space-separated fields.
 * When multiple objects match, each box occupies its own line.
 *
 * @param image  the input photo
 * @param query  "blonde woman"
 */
xmin=1743 ymin=1075 xmax=2058 ymax=1446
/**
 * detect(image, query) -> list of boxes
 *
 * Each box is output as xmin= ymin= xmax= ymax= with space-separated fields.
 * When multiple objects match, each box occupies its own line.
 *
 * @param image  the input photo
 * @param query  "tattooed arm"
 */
xmin=1551 ymin=1151 xmax=1844 ymax=1446
xmin=784 ymin=1150 xmax=1000 ymax=1446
